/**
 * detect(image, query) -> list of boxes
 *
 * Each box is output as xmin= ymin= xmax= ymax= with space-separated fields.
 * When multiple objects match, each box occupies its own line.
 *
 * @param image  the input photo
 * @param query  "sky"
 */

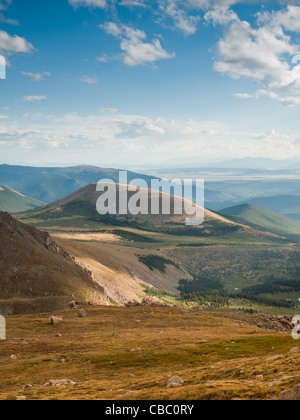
xmin=0 ymin=0 xmax=300 ymax=167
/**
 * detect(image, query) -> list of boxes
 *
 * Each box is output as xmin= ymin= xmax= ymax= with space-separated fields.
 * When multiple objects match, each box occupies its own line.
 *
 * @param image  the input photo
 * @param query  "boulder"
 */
xmin=167 ymin=376 xmax=185 ymax=389
xmin=50 ymin=316 xmax=62 ymax=326
xmin=42 ymin=379 xmax=76 ymax=387
xmin=279 ymin=385 xmax=300 ymax=400
xmin=287 ymin=347 xmax=300 ymax=355
xmin=77 ymin=309 xmax=87 ymax=318
xmin=66 ymin=301 xmax=78 ymax=309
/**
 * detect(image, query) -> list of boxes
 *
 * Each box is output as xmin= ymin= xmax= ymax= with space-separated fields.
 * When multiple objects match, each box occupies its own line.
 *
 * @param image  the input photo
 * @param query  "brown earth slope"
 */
xmin=0 ymin=212 xmax=109 ymax=314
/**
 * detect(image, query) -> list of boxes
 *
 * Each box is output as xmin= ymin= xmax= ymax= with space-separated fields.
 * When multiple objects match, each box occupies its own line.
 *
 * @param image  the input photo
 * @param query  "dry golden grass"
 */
xmin=54 ymin=232 xmax=120 ymax=242
xmin=0 ymin=306 xmax=299 ymax=400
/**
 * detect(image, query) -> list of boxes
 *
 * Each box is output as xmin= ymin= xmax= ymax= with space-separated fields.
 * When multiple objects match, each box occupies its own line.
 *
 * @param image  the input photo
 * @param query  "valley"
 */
xmin=13 ymin=180 xmax=300 ymax=315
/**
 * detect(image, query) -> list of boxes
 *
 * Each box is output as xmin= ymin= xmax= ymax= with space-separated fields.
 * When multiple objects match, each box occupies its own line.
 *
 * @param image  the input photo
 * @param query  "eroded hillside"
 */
xmin=0 ymin=212 xmax=109 ymax=314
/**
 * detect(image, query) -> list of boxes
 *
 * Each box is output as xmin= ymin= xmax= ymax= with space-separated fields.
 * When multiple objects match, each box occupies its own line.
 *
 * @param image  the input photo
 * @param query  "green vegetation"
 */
xmin=220 ymin=203 xmax=300 ymax=242
xmin=137 ymin=255 xmax=179 ymax=273
xmin=112 ymin=230 xmax=158 ymax=243
xmin=242 ymin=279 xmax=300 ymax=295
xmin=247 ymin=195 xmax=300 ymax=222
xmin=0 ymin=186 xmax=45 ymax=213
xmin=143 ymin=286 xmax=178 ymax=300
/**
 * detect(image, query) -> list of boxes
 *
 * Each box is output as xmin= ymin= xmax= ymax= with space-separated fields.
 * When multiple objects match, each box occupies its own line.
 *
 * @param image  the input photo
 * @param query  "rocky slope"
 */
xmin=0 ymin=212 xmax=109 ymax=314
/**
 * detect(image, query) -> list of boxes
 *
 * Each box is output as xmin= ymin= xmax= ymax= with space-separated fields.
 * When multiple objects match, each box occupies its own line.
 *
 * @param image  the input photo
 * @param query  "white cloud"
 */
xmin=0 ymin=1 xmax=13 ymax=11
xmin=119 ymin=0 xmax=148 ymax=7
xmin=23 ymin=95 xmax=47 ymax=102
xmin=158 ymin=0 xmax=201 ymax=35
xmin=232 ymin=93 xmax=253 ymax=99
xmin=233 ymin=90 xmax=278 ymax=100
xmin=80 ymin=75 xmax=98 ymax=84
xmin=204 ymin=6 xmax=238 ymax=25
xmin=209 ymin=5 xmax=300 ymax=106
xmin=101 ymin=21 xmax=122 ymax=37
xmin=278 ymin=96 xmax=300 ymax=107
xmin=99 ymin=107 xmax=119 ymax=114
xmin=258 ymin=5 xmax=300 ymax=33
xmin=0 ymin=111 xmax=299 ymax=163
xmin=68 ymin=0 xmax=107 ymax=8
xmin=101 ymin=22 xmax=175 ymax=66
xmin=0 ymin=0 xmax=18 ymax=25
xmin=21 ymin=71 xmax=51 ymax=81
xmin=0 ymin=30 xmax=34 ymax=56
xmin=214 ymin=20 xmax=297 ymax=86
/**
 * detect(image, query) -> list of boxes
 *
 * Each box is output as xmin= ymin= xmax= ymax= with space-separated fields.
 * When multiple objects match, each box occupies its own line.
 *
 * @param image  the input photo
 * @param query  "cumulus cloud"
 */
xmin=0 ymin=30 xmax=34 ymax=56
xmin=0 ymin=1 xmax=34 ymax=55
xmin=101 ymin=22 xmax=175 ymax=66
xmin=158 ymin=0 xmax=201 ymax=35
xmin=209 ymin=4 xmax=300 ymax=106
xmin=67 ymin=0 xmax=300 ymax=106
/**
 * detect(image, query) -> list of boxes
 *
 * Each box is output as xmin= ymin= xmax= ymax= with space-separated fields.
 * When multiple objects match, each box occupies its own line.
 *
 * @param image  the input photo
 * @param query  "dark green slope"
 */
xmin=0 ymin=186 xmax=45 ymax=213
xmin=247 ymin=195 xmax=300 ymax=222
xmin=219 ymin=203 xmax=300 ymax=242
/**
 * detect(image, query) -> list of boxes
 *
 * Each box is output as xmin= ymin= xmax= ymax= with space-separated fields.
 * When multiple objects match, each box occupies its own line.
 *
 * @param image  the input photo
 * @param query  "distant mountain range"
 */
xmin=219 ymin=203 xmax=300 ymax=243
xmin=205 ymin=180 xmax=300 ymax=220
xmin=0 ymin=164 xmax=158 ymax=203
xmin=145 ymin=157 xmax=300 ymax=170
xmin=210 ymin=157 xmax=300 ymax=170
xmin=0 ymin=186 xmax=45 ymax=213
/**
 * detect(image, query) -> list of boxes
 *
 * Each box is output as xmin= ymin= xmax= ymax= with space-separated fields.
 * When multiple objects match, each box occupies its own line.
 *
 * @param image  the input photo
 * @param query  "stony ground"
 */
xmin=0 ymin=306 xmax=300 ymax=400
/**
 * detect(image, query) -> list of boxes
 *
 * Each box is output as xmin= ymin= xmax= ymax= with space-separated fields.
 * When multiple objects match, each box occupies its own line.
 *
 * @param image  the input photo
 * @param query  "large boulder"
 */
xmin=167 ymin=376 xmax=184 ymax=389
xmin=50 ymin=316 xmax=62 ymax=326
xmin=77 ymin=309 xmax=87 ymax=318
xmin=43 ymin=379 xmax=76 ymax=387
xmin=279 ymin=385 xmax=300 ymax=400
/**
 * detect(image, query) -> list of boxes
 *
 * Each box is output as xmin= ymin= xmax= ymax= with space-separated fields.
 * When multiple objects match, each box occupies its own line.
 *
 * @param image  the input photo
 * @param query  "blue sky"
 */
xmin=0 ymin=0 xmax=300 ymax=167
